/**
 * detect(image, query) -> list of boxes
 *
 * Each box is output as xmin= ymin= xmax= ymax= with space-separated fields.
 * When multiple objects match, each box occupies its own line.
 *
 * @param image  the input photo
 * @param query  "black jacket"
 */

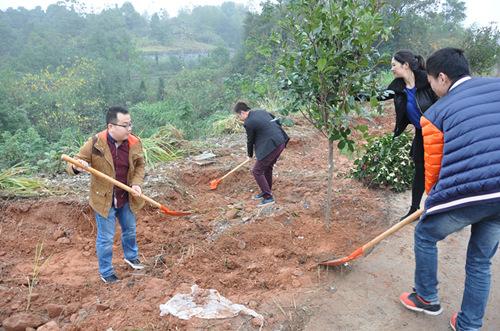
xmin=244 ymin=109 xmax=289 ymax=160
xmin=383 ymin=69 xmax=438 ymax=137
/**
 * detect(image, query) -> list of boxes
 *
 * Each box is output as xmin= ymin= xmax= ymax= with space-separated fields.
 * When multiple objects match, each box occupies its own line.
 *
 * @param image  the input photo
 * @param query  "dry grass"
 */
xmin=26 ymin=242 xmax=51 ymax=311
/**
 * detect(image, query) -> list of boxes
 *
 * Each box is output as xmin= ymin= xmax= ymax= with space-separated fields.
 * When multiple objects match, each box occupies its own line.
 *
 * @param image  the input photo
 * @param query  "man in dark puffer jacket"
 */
xmin=399 ymin=48 xmax=500 ymax=331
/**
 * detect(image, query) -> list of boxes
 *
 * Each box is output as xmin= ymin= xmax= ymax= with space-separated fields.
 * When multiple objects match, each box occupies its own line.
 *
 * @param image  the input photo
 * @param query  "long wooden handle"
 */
xmin=61 ymin=154 xmax=161 ymax=208
xmin=363 ymin=209 xmax=423 ymax=252
xmin=220 ymin=158 xmax=250 ymax=180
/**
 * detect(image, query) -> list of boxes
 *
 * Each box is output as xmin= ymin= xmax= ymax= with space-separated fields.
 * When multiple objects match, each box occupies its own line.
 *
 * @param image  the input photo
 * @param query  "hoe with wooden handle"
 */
xmin=62 ymin=154 xmax=191 ymax=216
xmin=209 ymin=158 xmax=250 ymax=190
xmin=319 ymin=209 xmax=423 ymax=267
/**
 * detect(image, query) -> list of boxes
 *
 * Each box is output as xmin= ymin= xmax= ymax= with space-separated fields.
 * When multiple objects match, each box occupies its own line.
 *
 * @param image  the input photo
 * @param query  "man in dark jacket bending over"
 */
xmin=233 ymin=101 xmax=289 ymax=207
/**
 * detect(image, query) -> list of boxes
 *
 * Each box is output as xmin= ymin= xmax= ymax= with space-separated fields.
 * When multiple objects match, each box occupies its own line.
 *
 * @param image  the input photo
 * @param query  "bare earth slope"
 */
xmin=1 ymin=114 xmax=498 ymax=330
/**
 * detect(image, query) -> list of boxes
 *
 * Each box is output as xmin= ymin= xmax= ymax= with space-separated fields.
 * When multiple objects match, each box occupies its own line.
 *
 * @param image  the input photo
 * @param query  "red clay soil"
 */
xmin=0 ymin=111 xmax=398 ymax=330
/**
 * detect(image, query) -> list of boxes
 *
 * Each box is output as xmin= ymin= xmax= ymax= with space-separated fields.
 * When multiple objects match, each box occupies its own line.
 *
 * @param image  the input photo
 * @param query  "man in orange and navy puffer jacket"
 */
xmin=399 ymin=48 xmax=500 ymax=331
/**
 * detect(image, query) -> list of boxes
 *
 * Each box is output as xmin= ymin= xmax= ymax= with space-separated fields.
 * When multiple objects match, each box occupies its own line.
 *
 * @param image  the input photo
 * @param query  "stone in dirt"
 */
xmin=46 ymin=303 xmax=65 ymax=318
xmin=56 ymin=237 xmax=71 ymax=244
xmin=96 ymin=303 xmax=109 ymax=312
xmin=37 ymin=320 xmax=60 ymax=331
xmin=251 ymin=317 xmax=264 ymax=328
xmin=273 ymin=248 xmax=286 ymax=258
xmin=193 ymin=152 xmax=217 ymax=165
xmin=193 ymin=152 xmax=216 ymax=161
xmin=52 ymin=229 xmax=65 ymax=240
xmin=2 ymin=312 xmax=47 ymax=331
xmin=246 ymin=263 xmax=260 ymax=272
xmin=224 ymin=209 xmax=239 ymax=220
xmin=248 ymin=300 xmax=258 ymax=309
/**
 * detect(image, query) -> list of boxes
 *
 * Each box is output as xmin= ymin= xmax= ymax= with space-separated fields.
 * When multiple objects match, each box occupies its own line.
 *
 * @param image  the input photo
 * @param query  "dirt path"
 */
xmin=268 ymin=192 xmax=500 ymax=331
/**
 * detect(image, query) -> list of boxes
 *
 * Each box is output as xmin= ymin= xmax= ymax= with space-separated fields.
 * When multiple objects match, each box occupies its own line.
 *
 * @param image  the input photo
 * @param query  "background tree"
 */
xmin=157 ymin=77 xmax=165 ymax=101
xmin=278 ymin=0 xmax=392 ymax=229
xmin=380 ymin=0 xmax=467 ymax=56
xmin=233 ymin=1 xmax=286 ymax=76
xmin=13 ymin=58 xmax=105 ymax=142
xmin=461 ymin=24 xmax=500 ymax=75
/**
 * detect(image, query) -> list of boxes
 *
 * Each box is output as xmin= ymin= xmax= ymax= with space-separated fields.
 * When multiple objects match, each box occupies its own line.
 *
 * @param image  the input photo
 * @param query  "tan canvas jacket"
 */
xmin=67 ymin=130 xmax=145 ymax=217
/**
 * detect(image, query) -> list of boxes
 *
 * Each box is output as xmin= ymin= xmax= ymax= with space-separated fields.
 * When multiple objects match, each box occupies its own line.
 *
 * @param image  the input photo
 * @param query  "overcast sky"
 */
xmin=0 ymin=0 xmax=498 ymax=27
xmin=0 ymin=0 xmax=259 ymax=16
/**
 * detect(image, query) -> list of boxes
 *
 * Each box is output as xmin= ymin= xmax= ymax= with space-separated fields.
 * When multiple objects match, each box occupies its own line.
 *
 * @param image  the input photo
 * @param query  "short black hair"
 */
xmin=106 ymin=106 xmax=129 ymax=124
xmin=233 ymin=101 xmax=251 ymax=114
xmin=426 ymin=47 xmax=470 ymax=79
xmin=393 ymin=49 xmax=425 ymax=72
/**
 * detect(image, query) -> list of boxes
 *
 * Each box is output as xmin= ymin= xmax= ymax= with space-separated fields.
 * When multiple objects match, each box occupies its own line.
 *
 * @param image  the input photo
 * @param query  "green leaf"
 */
xmin=317 ymin=57 xmax=327 ymax=72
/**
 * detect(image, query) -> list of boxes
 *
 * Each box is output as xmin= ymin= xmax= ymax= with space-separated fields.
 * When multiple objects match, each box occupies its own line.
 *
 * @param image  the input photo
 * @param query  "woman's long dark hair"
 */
xmin=394 ymin=50 xmax=425 ymax=72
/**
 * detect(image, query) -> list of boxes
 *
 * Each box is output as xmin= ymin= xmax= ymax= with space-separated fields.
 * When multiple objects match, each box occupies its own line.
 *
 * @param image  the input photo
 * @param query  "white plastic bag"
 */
xmin=159 ymin=285 xmax=263 ymax=323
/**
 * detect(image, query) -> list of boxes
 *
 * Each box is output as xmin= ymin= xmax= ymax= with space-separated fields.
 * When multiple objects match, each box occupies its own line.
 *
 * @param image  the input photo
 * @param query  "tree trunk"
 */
xmin=325 ymin=139 xmax=334 ymax=231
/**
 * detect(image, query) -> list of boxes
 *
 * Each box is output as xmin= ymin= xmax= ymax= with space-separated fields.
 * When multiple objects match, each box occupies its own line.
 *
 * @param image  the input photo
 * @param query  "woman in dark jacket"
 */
xmin=384 ymin=50 xmax=438 ymax=219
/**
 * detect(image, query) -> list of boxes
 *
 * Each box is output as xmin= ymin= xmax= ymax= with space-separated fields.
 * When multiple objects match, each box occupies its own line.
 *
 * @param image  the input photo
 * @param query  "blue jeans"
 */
xmin=95 ymin=203 xmax=139 ymax=278
xmin=414 ymin=202 xmax=500 ymax=331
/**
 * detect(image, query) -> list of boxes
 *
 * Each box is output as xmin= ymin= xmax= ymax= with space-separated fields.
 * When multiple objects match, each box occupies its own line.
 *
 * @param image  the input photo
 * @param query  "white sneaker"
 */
xmin=124 ymin=258 xmax=145 ymax=270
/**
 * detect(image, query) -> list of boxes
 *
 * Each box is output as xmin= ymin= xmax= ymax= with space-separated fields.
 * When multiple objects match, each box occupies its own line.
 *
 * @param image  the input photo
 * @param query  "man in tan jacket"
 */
xmin=68 ymin=106 xmax=145 ymax=284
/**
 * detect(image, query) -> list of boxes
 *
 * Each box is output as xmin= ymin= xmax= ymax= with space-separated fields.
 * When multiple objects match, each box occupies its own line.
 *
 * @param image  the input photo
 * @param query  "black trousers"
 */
xmin=410 ymin=129 xmax=425 ymax=209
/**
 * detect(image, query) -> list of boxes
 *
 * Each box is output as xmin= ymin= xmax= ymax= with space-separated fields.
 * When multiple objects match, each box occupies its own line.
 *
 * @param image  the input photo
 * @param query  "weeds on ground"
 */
xmin=0 ymin=165 xmax=53 ymax=197
xmin=26 ymin=242 xmax=51 ymax=311
xmin=272 ymin=296 xmax=311 ymax=331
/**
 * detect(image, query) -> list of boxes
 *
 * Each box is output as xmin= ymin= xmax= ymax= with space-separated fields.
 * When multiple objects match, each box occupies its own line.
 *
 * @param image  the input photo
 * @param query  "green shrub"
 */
xmin=352 ymin=132 xmax=414 ymax=192
xmin=377 ymin=70 xmax=394 ymax=87
xmin=279 ymin=117 xmax=295 ymax=127
xmin=131 ymin=100 xmax=207 ymax=138
xmin=0 ymin=127 xmax=84 ymax=175
xmin=35 ymin=129 xmax=85 ymax=175
xmin=0 ymin=128 xmax=47 ymax=170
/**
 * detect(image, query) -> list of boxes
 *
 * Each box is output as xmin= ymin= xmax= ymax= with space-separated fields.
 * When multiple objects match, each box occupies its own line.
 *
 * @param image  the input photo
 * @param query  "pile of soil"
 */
xmin=0 ymin=111 xmax=400 ymax=330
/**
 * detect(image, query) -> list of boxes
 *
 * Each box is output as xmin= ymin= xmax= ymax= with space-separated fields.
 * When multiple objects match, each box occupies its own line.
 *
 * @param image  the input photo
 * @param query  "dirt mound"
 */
xmin=0 ymin=112 xmax=400 ymax=330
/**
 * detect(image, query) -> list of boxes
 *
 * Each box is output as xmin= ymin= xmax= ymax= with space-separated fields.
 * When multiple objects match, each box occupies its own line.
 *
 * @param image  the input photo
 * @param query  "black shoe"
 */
xmin=101 ymin=274 xmax=119 ymax=284
xmin=258 ymin=197 xmax=275 ymax=207
xmin=124 ymin=258 xmax=145 ymax=270
xmin=399 ymin=291 xmax=442 ymax=315
xmin=400 ymin=206 xmax=418 ymax=221
xmin=252 ymin=193 xmax=265 ymax=200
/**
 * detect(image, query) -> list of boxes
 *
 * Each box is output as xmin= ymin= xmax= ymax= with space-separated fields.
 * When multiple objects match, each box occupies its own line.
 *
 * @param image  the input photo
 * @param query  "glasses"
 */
xmin=112 ymin=122 xmax=133 ymax=129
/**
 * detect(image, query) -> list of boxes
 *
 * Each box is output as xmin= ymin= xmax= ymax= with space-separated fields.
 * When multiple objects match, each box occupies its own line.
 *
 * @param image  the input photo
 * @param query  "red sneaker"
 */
xmin=399 ymin=291 xmax=443 ymax=315
xmin=450 ymin=312 xmax=458 ymax=331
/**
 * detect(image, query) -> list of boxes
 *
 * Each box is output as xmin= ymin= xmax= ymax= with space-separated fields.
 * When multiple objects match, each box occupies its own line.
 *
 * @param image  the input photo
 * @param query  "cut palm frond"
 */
xmin=141 ymin=127 xmax=184 ymax=167
xmin=0 ymin=165 xmax=53 ymax=197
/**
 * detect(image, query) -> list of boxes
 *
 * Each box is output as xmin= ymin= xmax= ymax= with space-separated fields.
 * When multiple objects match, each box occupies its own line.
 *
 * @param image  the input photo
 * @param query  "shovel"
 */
xmin=319 ymin=209 xmax=423 ymax=267
xmin=209 ymin=158 xmax=250 ymax=190
xmin=61 ymin=154 xmax=191 ymax=216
